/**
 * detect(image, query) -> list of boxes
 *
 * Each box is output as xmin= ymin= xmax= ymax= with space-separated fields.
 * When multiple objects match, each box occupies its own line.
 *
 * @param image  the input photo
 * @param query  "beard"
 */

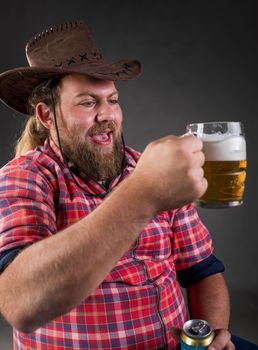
xmin=56 ymin=120 xmax=124 ymax=183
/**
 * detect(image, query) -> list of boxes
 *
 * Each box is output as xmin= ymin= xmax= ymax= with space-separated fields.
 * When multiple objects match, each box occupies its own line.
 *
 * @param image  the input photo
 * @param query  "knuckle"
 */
xmin=199 ymin=151 xmax=206 ymax=165
xmin=185 ymin=167 xmax=196 ymax=180
xmin=197 ymin=137 xmax=203 ymax=148
xmin=194 ymin=179 xmax=206 ymax=198
xmin=186 ymin=165 xmax=203 ymax=183
xmin=148 ymin=140 xmax=156 ymax=149
xmin=193 ymin=184 xmax=203 ymax=199
xmin=177 ymin=146 xmax=191 ymax=163
xmin=211 ymin=329 xmax=232 ymax=349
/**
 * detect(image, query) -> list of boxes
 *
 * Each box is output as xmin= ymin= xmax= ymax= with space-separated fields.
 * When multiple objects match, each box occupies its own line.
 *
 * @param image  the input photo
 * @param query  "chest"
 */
xmin=55 ymin=178 xmax=174 ymax=260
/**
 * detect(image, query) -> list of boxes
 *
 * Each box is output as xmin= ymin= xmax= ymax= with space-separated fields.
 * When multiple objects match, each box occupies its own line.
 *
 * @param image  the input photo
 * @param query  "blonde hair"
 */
xmin=15 ymin=116 xmax=49 ymax=157
xmin=14 ymin=78 xmax=61 ymax=157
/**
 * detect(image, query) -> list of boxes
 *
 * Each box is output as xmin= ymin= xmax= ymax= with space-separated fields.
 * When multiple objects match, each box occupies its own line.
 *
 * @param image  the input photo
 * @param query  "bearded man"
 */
xmin=0 ymin=20 xmax=255 ymax=350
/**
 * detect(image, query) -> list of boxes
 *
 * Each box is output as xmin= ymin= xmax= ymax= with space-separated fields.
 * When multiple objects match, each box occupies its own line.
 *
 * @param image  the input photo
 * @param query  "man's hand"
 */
xmin=131 ymin=134 xmax=207 ymax=213
xmin=208 ymin=329 xmax=235 ymax=350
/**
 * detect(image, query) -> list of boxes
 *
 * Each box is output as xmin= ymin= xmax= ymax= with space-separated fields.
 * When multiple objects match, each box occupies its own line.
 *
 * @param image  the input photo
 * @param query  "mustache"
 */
xmin=87 ymin=121 xmax=117 ymax=136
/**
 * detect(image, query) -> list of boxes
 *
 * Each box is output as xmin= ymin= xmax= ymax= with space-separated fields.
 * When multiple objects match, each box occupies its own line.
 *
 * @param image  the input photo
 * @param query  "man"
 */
xmin=0 ymin=20 xmax=249 ymax=350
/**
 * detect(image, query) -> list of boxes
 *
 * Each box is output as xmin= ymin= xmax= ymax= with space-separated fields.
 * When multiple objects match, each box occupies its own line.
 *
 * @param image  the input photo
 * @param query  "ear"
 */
xmin=35 ymin=102 xmax=53 ymax=129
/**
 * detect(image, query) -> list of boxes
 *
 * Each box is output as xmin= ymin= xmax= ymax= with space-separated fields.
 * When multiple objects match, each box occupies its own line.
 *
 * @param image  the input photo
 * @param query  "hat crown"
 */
xmin=25 ymin=21 xmax=104 ymax=69
xmin=0 ymin=20 xmax=142 ymax=115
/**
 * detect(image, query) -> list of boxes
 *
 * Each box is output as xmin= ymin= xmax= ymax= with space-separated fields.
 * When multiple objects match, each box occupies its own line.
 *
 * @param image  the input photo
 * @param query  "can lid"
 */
xmin=181 ymin=319 xmax=215 ymax=347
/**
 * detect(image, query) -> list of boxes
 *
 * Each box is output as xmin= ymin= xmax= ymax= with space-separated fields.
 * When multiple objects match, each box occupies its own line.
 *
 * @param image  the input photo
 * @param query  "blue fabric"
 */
xmin=176 ymin=254 xmax=225 ymax=287
xmin=0 ymin=247 xmax=25 ymax=272
xmin=232 ymin=335 xmax=258 ymax=349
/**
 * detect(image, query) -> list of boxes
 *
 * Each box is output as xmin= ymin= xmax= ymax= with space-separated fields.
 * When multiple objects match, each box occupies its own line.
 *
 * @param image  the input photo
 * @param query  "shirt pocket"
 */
xmin=104 ymin=213 xmax=175 ymax=285
xmin=133 ymin=213 xmax=172 ymax=262
xmin=130 ymin=213 xmax=175 ymax=283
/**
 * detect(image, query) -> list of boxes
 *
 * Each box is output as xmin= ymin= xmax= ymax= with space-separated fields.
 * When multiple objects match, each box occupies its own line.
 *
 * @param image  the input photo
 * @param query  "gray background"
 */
xmin=0 ymin=0 xmax=257 ymax=348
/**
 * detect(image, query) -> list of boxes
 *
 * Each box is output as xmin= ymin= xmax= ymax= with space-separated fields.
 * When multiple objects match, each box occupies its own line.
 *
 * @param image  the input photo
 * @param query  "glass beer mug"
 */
xmin=186 ymin=121 xmax=247 ymax=208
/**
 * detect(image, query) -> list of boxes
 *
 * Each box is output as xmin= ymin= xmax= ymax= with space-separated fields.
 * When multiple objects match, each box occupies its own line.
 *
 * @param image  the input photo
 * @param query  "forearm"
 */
xmin=186 ymin=273 xmax=230 ymax=330
xmin=0 ymin=174 xmax=157 ymax=332
xmin=0 ymin=135 xmax=207 ymax=332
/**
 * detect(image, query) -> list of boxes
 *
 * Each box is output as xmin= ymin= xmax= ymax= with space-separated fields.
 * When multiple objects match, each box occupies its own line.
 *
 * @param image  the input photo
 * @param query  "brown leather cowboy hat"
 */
xmin=0 ymin=20 xmax=142 ymax=115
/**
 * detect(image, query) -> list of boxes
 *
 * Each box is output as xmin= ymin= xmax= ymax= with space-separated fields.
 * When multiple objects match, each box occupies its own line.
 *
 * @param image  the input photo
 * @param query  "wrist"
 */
xmin=120 ymin=172 xmax=161 ymax=218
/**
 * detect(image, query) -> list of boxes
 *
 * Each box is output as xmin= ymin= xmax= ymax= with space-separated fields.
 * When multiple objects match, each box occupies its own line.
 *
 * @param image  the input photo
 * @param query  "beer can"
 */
xmin=180 ymin=319 xmax=215 ymax=350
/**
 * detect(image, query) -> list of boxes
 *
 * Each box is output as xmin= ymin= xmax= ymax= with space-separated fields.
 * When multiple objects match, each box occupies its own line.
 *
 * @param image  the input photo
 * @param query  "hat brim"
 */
xmin=0 ymin=59 xmax=142 ymax=115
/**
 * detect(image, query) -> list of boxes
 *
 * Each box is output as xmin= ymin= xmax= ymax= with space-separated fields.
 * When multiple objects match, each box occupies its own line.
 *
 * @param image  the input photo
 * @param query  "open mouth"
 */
xmin=89 ymin=129 xmax=113 ymax=146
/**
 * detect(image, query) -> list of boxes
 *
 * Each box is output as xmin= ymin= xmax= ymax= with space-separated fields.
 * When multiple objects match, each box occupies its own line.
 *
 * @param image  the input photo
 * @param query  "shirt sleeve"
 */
xmin=0 ymin=161 xmax=57 ymax=273
xmin=170 ymin=204 xmax=214 ymax=271
xmin=176 ymin=254 xmax=225 ymax=287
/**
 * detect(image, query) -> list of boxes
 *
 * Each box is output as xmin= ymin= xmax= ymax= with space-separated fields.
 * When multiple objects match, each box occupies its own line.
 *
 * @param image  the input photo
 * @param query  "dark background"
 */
xmin=0 ymin=0 xmax=257 ymax=348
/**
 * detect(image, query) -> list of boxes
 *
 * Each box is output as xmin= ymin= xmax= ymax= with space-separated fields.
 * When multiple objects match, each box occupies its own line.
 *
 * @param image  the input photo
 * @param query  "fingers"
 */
xmin=200 ymin=176 xmax=208 ymax=196
xmin=208 ymin=329 xmax=235 ymax=350
xmin=185 ymin=137 xmax=207 ymax=197
xmin=209 ymin=340 xmax=235 ymax=350
xmin=177 ymin=135 xmax=205 ymax=169
xmin=133 ymin=133 xmax=208 ymax=211
xmin=192 ymin=149 xmax=205 ymax=167
xmin=225 ymin=341 xmax=236 ymax=350
xmin=192 ymin=172 xmax=208 ymax=200
xmin=159 ymin=134 xmax=203 ymax=153
xmin=181 ymin=134 xmax=203 ymax=153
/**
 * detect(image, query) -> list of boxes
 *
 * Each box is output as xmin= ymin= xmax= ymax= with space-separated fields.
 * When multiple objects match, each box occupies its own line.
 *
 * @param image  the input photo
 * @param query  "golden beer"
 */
xmin=186 ymin=122 xmax=247 ymax=208
xmin=197 ymin=160 xmax=247 ymax=207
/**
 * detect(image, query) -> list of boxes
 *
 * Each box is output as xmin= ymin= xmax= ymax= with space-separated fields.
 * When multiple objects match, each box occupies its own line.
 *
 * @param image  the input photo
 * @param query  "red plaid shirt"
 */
xmin=0 ymin=138 xmax=213 ymax=349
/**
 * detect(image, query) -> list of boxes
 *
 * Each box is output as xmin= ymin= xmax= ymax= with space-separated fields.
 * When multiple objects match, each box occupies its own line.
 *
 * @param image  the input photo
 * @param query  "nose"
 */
xmin=95 ymin=101 xmax=115 ymax=123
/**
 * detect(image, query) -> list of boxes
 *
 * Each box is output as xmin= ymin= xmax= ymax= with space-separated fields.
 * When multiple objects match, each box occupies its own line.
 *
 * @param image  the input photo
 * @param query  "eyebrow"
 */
xmin=75 ymin=90 xmax=119 ymax=99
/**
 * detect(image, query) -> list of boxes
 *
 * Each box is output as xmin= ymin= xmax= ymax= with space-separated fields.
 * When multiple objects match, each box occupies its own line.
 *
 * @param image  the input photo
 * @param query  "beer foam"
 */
xmin=202 ymin=135 xmax=246 ymax=161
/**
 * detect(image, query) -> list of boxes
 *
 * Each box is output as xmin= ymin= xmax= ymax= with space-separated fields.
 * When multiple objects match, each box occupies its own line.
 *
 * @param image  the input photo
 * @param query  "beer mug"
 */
xmin=186 ymin=121 xmax=247 ymax=208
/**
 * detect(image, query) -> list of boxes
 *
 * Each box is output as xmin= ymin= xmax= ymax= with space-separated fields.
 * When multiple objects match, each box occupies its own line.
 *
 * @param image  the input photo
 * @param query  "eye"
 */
xmin=109 ymin=98 xmax=119 ymax=105
xmin=80 ymin=100 xmax=96 ymax=107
